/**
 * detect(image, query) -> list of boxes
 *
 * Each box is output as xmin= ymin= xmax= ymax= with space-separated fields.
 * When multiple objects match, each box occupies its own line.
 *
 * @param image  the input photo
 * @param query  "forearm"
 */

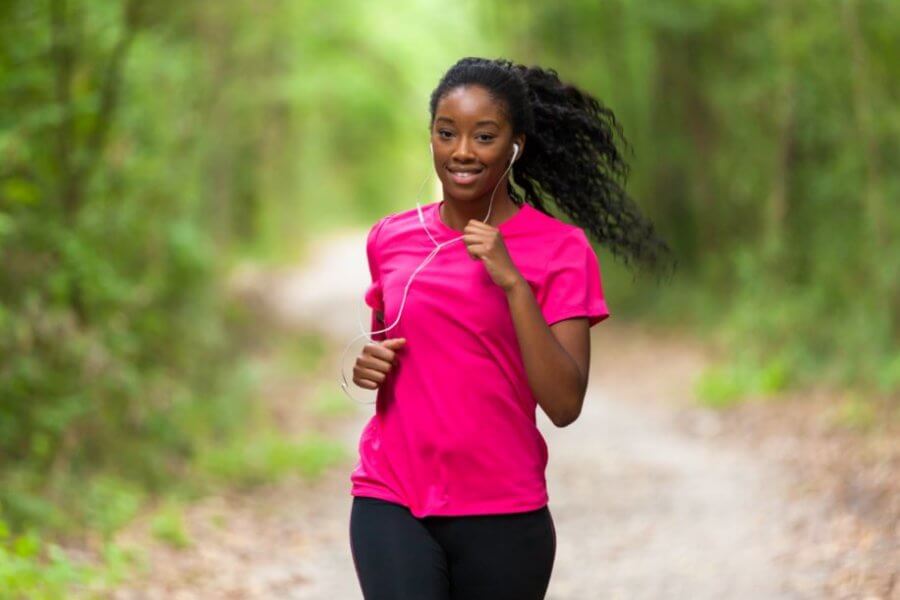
xmin=504 ymin=276 xmax=584 ymax=427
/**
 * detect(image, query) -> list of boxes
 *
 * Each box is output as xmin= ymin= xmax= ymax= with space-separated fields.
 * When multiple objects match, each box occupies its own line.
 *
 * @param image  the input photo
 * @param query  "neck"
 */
xmin=440 ymin=190 xmax=518 ymax=232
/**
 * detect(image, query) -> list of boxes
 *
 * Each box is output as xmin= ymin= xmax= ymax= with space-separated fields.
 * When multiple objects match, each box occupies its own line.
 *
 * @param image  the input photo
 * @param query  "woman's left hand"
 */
xmin=463 ymin=219 xmax=523 ymax=292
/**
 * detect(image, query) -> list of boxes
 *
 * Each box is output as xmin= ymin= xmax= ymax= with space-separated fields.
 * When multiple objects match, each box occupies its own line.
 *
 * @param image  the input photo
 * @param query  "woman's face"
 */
xmin=431 ymin=85 xmax=524 ymax=203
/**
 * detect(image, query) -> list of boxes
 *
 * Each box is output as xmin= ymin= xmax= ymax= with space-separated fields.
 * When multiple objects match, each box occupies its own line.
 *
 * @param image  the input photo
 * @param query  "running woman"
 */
xmin=348 ymin=56 xmax=672 ymax=600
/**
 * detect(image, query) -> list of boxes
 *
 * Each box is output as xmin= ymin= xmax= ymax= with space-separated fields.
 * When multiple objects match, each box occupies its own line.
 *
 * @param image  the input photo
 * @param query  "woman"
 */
xmin=347 ymin=57 xmax=672 ymax=600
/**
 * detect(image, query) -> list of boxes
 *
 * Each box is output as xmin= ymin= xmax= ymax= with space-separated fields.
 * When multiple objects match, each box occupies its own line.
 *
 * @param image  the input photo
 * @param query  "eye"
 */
xmin=438 ymin=129 xmax=453 ymax=139
xmin=477 ymin=134 xmax=495 ymax=142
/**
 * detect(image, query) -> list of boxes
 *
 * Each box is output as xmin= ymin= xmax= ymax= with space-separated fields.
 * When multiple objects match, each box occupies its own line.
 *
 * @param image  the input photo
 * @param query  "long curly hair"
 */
xmin=429 ymin=57 xmax=675 ymax=277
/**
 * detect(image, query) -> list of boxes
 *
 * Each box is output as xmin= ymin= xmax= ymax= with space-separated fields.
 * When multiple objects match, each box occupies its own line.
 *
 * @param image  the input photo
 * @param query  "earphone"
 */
xmin=338 ymin=142 xmax=521 ymax=404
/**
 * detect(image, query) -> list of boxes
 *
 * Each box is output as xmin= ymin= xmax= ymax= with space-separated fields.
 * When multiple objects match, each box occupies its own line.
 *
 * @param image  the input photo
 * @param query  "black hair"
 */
xmin=429 ymin=57 xmax=675 ymax=277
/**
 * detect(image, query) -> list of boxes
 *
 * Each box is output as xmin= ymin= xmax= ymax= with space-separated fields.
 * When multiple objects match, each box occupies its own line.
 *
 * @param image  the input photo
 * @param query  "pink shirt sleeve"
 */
xmin=538 ymin=228 xmax=610 ymax=327
xmin=363 ymin=217 xmax=387 ymax=341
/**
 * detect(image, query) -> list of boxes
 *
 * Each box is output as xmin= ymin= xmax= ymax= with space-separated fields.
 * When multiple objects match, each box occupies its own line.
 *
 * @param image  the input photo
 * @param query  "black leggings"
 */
xmin=349 ymin=495 xmax=556 ymax=600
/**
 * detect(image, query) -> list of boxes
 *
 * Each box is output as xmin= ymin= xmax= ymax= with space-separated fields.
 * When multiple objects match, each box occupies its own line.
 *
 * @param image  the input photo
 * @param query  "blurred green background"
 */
xmin=1 ymin=0 xmax=898 ymax=595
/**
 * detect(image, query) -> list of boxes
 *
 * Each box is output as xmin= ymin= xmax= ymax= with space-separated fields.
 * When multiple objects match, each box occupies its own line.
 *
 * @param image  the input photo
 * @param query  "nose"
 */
xmin=451 ymin=137 xmax=477 ymax=163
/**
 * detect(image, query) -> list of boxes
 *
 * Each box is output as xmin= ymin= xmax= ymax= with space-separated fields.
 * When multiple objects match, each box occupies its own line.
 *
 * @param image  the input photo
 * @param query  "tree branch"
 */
xmin=79 ymin=0 xmax=142 ymax=187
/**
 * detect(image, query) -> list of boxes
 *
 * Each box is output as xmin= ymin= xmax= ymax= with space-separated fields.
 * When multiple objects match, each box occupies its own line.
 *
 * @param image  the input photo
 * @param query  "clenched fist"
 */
xmin=353 ymin=338 xmax=406 ymax=390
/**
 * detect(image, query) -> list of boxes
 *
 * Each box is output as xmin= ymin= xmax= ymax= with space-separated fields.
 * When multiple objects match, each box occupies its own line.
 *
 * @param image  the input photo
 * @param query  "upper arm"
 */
xmin=549 ymin=316 xmax=591 ymax=394
xmin=537 ymin=229 xmax=608 ymax=415
xmin=537 ymin=229 xmax=610 ymax=329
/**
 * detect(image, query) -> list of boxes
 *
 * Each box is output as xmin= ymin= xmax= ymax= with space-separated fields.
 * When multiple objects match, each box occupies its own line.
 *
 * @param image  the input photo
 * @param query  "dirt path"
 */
xmin=107 ymin=229 xmax=891 ymax=599
xmin=545 ymin=326 xmax=831 ymax=599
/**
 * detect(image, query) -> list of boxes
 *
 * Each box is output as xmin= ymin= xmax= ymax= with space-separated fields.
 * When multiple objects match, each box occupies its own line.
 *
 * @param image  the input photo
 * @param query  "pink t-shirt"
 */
xmin=349 ymin=199 xmax=610 ymax=517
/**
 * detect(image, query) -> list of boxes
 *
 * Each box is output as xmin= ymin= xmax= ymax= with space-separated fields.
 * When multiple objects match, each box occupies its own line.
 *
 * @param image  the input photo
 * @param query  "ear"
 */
xmin=514 ymin=135 xmax=525 ymax=159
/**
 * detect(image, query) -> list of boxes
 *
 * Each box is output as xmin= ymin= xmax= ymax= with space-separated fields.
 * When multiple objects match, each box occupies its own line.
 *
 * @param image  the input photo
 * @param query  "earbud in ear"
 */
xmin=511 ymin=143 xmax=520 ymax=163
xmin=430 ymin=142 xmax=434 ymax=156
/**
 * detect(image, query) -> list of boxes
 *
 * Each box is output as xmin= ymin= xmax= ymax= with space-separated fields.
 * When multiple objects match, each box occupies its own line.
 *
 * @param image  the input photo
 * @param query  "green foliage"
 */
xmin=310 ymin=384 xmax=358 ymax=418
xmin=150 ymin=503 xmax=191 ymax=550
xmin=694 ymin=366 xmax=746 ymax=409
xmin=196 ymin=431 xmax=348 ymax=490
xmin=877 ymin=353 xmax=900 ymax=394
xmin=0 ymin=518 xmax=137 ymax=600
xmin=277 ymin=332 xmax=329 ymax=376
xmin=82 ymin=477 xmax=145 ymax=540
xmin=694 ymin=352 xmax=793 ymax=409
xmin=0 ymin=0 xmax=261 ymax=536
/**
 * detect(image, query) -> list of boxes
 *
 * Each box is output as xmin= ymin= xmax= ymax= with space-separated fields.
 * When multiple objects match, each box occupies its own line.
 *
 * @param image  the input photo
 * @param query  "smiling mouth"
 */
xmin=447 ymin=167 xmax=484 ymax=185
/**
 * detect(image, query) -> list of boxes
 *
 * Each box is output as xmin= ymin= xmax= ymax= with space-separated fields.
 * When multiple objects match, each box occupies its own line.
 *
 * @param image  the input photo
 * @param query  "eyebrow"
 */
xmin=435 ymin=117 xmax=500 ymax=127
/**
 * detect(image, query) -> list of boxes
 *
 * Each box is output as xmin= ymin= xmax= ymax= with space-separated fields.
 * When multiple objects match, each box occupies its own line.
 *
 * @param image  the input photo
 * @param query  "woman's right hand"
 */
xmin=353 ymin=338 xmax=406 ymax=390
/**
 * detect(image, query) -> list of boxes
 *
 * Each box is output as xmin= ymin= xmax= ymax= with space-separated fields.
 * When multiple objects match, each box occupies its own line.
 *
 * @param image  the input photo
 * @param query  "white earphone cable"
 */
xmin=338 ymin=144 xmax=519 ymax=405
